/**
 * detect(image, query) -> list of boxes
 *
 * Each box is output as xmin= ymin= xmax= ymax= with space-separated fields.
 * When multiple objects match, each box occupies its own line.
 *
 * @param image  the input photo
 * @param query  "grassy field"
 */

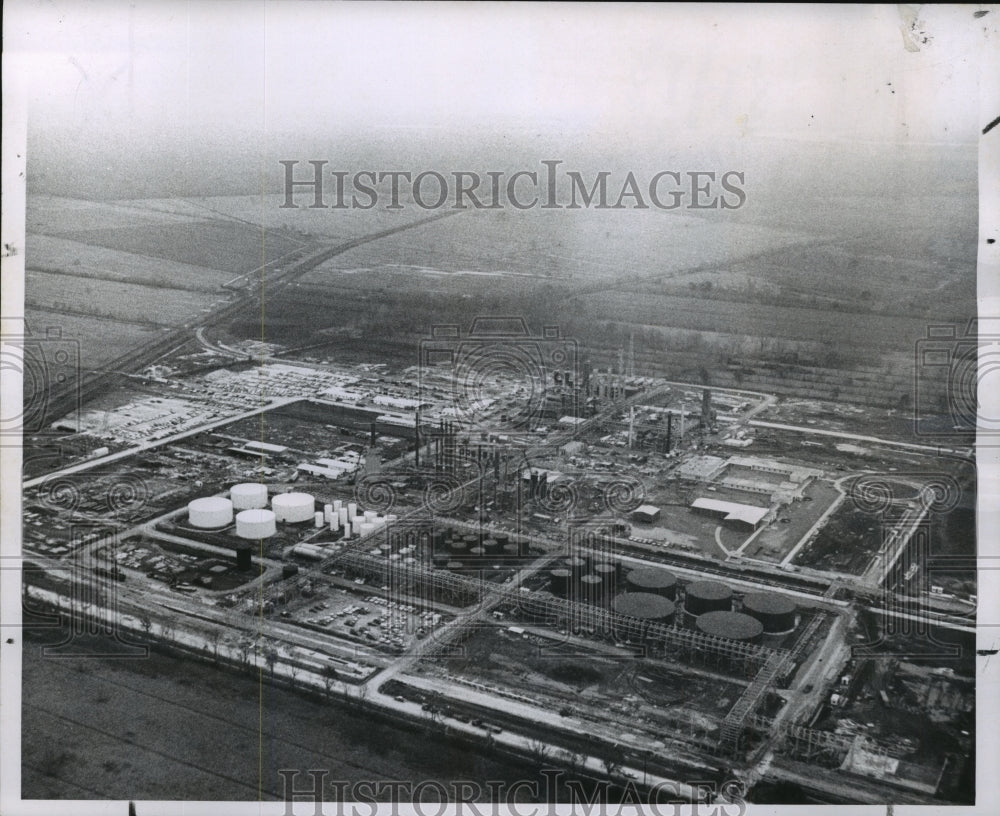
xmin=53 ymin=221 xmax=299 ymax=275
xmin=22 ymin=629 xmax=546 ymax=801
xmin=27 ymin=195 xmax=203 ymax=234
xmin=161 ymin=194 xmax=436 ymax=241
xmin=575 ymin=291 xmax=931 ymax=353
xmin=26 ymin=270 xmax=225 ymax=327
xmin=299 ymin=205 xmax=810 ymax=284
xmin=27 ymin=234 xmax=235 ymax=292
xmin=23 ymin=308 xmax=161 ymax=369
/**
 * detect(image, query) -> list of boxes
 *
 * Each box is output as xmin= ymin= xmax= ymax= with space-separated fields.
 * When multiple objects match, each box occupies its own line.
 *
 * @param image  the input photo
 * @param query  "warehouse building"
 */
xmin=631 ymin=504 xmax=661 ymax=523
xmin=690 ymin=497 xmax=768 ymax=530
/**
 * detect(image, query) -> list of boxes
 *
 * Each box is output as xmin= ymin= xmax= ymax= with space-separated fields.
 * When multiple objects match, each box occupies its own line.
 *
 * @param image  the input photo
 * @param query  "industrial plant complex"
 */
xmin=19 ymin=332 xmax=976 ymax=806
xmin=10 ymin=7 xmax=985 ymax=806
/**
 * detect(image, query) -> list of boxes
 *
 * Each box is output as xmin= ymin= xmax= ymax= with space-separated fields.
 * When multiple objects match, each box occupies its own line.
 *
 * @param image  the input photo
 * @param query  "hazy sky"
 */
xmin=8 ymin=2 xmax=991 ymax=141
xmin=4 ymin=1 xmax=993 ymax=198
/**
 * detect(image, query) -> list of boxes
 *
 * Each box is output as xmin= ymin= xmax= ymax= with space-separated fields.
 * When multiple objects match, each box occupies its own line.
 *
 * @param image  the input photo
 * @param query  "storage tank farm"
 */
xmin=613 ymin=592 xmax=677 ymax=640
xmin=696 ymin=610 xmax=764 ymax=643
xmin=683 ymin=580 xmax=734 ymax=621
xmin=593 ymin=561 xmax=619 ymax=596
xmin=187 ymin=496 xmax=234 ymax=528
xmin=549 ymin=568 xmax=573 ymax=596
xmin=230 ymin=482 xmax=268 ymax=510
xmin=740 ymin=591 xmax=798 ymax=634
xmin=338 ymin=507 xmax=350 ymax=537
xmin=580 ymin=573 xmax=604 ymax=603
xmin=625 ymin=567 xmax=678 ymax=600
xmin=272 ymin=492 xmax=315 ymax=523
xmin=235 ymin=508 xmax=276 ymax=539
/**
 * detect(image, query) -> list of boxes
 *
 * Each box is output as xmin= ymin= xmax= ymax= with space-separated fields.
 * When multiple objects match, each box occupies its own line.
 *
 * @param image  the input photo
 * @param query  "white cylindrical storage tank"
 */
xmin=363 ymin=510 xmax=377 ymax=522
xmin=324 ymin=503 xmax=334 ymax=522
xmin=329 ymin=517 xmax=340 ymax=532
xmin=230 ymin=483 xmax=268 ymax=511
xmin=338 ymin=507 xmax=349 ymax=526
xmin=188 ymin=497 xmax=234 ymax=528
xmin=347 ymin=502 xmax=358 ymax=520
xmin=360 ymin=522 xmax=374 ymax=536
xmin=314 ymin=511 xmax=324 ymax=528
xmin=272 ymin=492 xmax=315 ymax=523
xmin=333 ymin=499 xmax=343 ymax=512
xmin=236 ymin=508 xmax=276 ymax=539
xmin=352 ymin=519 xmax=364 ymax=537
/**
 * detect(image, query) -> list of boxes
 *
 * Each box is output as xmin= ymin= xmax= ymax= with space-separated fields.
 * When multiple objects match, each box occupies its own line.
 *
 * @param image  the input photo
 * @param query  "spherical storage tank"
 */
xmin=236 ymin=508 xmax=277 ymax=539
xmin=188 ymin=497 xmax=234 ymax=528
xmin=626 ymin=567 xmax=678 ymax=600
xmin=741 ymin=592 xmax=797 ymax=633
xmin=684 ymin=581 xmax=733 ymax=616
xmin=272 ymin=492 xmax=315 ymax=523
xmin=230 ymin=483 xmax=268 ymax=511
xmin=614 ymin=592 xmax=676 ymax=623
xmin=696 ymin=611 xmax=764 ymax=643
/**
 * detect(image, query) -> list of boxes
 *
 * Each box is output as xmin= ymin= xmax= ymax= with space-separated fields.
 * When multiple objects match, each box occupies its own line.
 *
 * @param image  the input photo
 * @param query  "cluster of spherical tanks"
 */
xmin=545 ymin=560 xmax=797 ymax=643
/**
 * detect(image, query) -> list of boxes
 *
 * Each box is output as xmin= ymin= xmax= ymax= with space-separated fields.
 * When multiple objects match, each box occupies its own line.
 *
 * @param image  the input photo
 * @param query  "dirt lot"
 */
xmin=793 ymin=502 xmax=883 ymax=575
xmin=441 ymin=623 xmax=746 ymax=722
xmin=748 ymin=480 xmax=842 ymax=564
